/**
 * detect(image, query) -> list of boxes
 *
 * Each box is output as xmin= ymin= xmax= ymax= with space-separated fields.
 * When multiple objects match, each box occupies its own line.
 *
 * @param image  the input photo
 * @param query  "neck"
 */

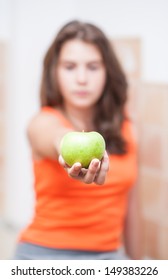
xmin=62 ymin=104 xmax=95 ymax=131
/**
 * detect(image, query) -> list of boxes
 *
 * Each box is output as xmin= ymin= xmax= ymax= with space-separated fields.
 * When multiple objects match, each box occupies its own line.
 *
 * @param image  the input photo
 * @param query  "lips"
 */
xmin=74 ymin=91 xmax=89 ymax=96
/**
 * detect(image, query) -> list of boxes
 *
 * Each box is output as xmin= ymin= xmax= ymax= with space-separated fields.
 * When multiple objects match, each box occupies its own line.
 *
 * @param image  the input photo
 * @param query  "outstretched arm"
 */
xmin=27 ymin=110 xmax=109 ymax=185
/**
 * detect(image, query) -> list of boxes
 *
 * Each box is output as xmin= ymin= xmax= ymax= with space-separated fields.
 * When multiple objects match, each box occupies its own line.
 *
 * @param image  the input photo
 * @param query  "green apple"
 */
xmin=60 ymin=131 xmax=105 ymax=168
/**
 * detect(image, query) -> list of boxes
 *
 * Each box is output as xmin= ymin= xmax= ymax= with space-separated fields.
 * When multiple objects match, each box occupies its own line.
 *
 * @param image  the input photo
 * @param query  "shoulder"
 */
xmin=26 ymin=107 xmax=65 ymax=160
xmin=26 ymin=106 xmax=73 ymax=160
xmin=27 ymin=107 xmax=60 ymax=139
xmin=122 ymin=118 xmax=138 ymax=153
xmin=122 ymin=118 xmax=137 ymax=138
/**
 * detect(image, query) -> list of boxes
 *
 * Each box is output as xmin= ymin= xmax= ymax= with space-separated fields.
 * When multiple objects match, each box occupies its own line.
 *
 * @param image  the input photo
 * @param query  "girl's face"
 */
xmin=56 ymin=39 xmax=106 ymax=110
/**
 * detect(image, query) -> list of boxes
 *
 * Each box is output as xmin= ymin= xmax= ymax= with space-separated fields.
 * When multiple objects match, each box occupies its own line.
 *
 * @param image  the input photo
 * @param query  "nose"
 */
xmin=76 ymin=67 xmax=87 ymax=84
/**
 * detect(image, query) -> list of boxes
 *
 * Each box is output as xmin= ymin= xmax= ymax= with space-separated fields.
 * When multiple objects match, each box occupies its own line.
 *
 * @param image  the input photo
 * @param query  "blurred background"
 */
xmin=0 ymin=0 xmax=168 ymax=259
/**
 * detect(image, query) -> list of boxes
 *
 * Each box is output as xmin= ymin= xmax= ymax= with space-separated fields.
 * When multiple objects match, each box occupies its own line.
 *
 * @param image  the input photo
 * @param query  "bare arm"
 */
xmin=27 ymin=111 xmax=72 ymax=160
xmin=123 ymin=184 xmax=143 ymax=260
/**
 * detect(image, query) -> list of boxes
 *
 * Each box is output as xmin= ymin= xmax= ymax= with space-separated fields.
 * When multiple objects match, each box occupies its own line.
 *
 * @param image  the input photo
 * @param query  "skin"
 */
xmin=56 ymin=39 xmax=106 ymax=111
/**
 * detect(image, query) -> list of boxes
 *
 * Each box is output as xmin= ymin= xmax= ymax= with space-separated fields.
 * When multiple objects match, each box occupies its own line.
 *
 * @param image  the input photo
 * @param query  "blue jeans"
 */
xmin=13 ymin=242 xmax=129 ymax=260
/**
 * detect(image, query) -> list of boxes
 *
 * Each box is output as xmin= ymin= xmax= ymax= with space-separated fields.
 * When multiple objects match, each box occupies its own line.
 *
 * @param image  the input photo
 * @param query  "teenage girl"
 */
xmin=13 ymin=20 xmax=140 ymax=260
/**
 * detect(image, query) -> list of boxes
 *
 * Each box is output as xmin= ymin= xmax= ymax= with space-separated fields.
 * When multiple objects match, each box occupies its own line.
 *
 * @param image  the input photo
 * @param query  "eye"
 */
xmin=65 ymin=64 xmax=75 ymax=70
xmin=88 ymin=64 xmax=99 ymax=70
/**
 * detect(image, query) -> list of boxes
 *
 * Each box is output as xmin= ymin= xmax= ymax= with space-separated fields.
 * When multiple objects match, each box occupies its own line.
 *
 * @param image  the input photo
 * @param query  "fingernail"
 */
xmin=74 ymin=163 xmax=81 ymax=170
xmin=92 ymin=160 xmax=99 ymax=167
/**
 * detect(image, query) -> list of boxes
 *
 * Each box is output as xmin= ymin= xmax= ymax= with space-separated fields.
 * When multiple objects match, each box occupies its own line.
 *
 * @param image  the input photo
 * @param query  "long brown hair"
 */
xmin=40 ymin=20 xmax=128 ymax=154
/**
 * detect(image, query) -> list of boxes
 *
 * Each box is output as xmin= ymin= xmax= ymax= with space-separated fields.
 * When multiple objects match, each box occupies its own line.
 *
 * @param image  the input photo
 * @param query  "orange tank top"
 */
xmin=19 ymin=106 xmax=137 ymax=251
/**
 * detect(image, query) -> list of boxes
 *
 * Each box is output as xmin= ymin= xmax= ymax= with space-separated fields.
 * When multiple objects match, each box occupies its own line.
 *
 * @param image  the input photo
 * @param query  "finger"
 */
xmin=58 ymin=154 xmax=64 ymax=165
xmin=74 ymin=167 xmax=88 ymax=179
xmin=94 ymin=151 xmax=109 ymax=185
xmin=58 ymin=155 xmax=69 ymax=168
xmin=68 ymin=162 xmax=82 ymax=178
xmin=83 ymin=159 xmax=100 ymax=184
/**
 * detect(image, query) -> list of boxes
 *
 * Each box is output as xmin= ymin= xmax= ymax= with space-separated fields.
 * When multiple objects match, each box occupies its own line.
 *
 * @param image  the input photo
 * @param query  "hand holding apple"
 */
xmin=59 ymin=150 xmax=109 ymax=185
xmin=60 ymin=131 xmax=106 ymax=168
xmin=59 ymin=131 xmax=108 ymax=185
